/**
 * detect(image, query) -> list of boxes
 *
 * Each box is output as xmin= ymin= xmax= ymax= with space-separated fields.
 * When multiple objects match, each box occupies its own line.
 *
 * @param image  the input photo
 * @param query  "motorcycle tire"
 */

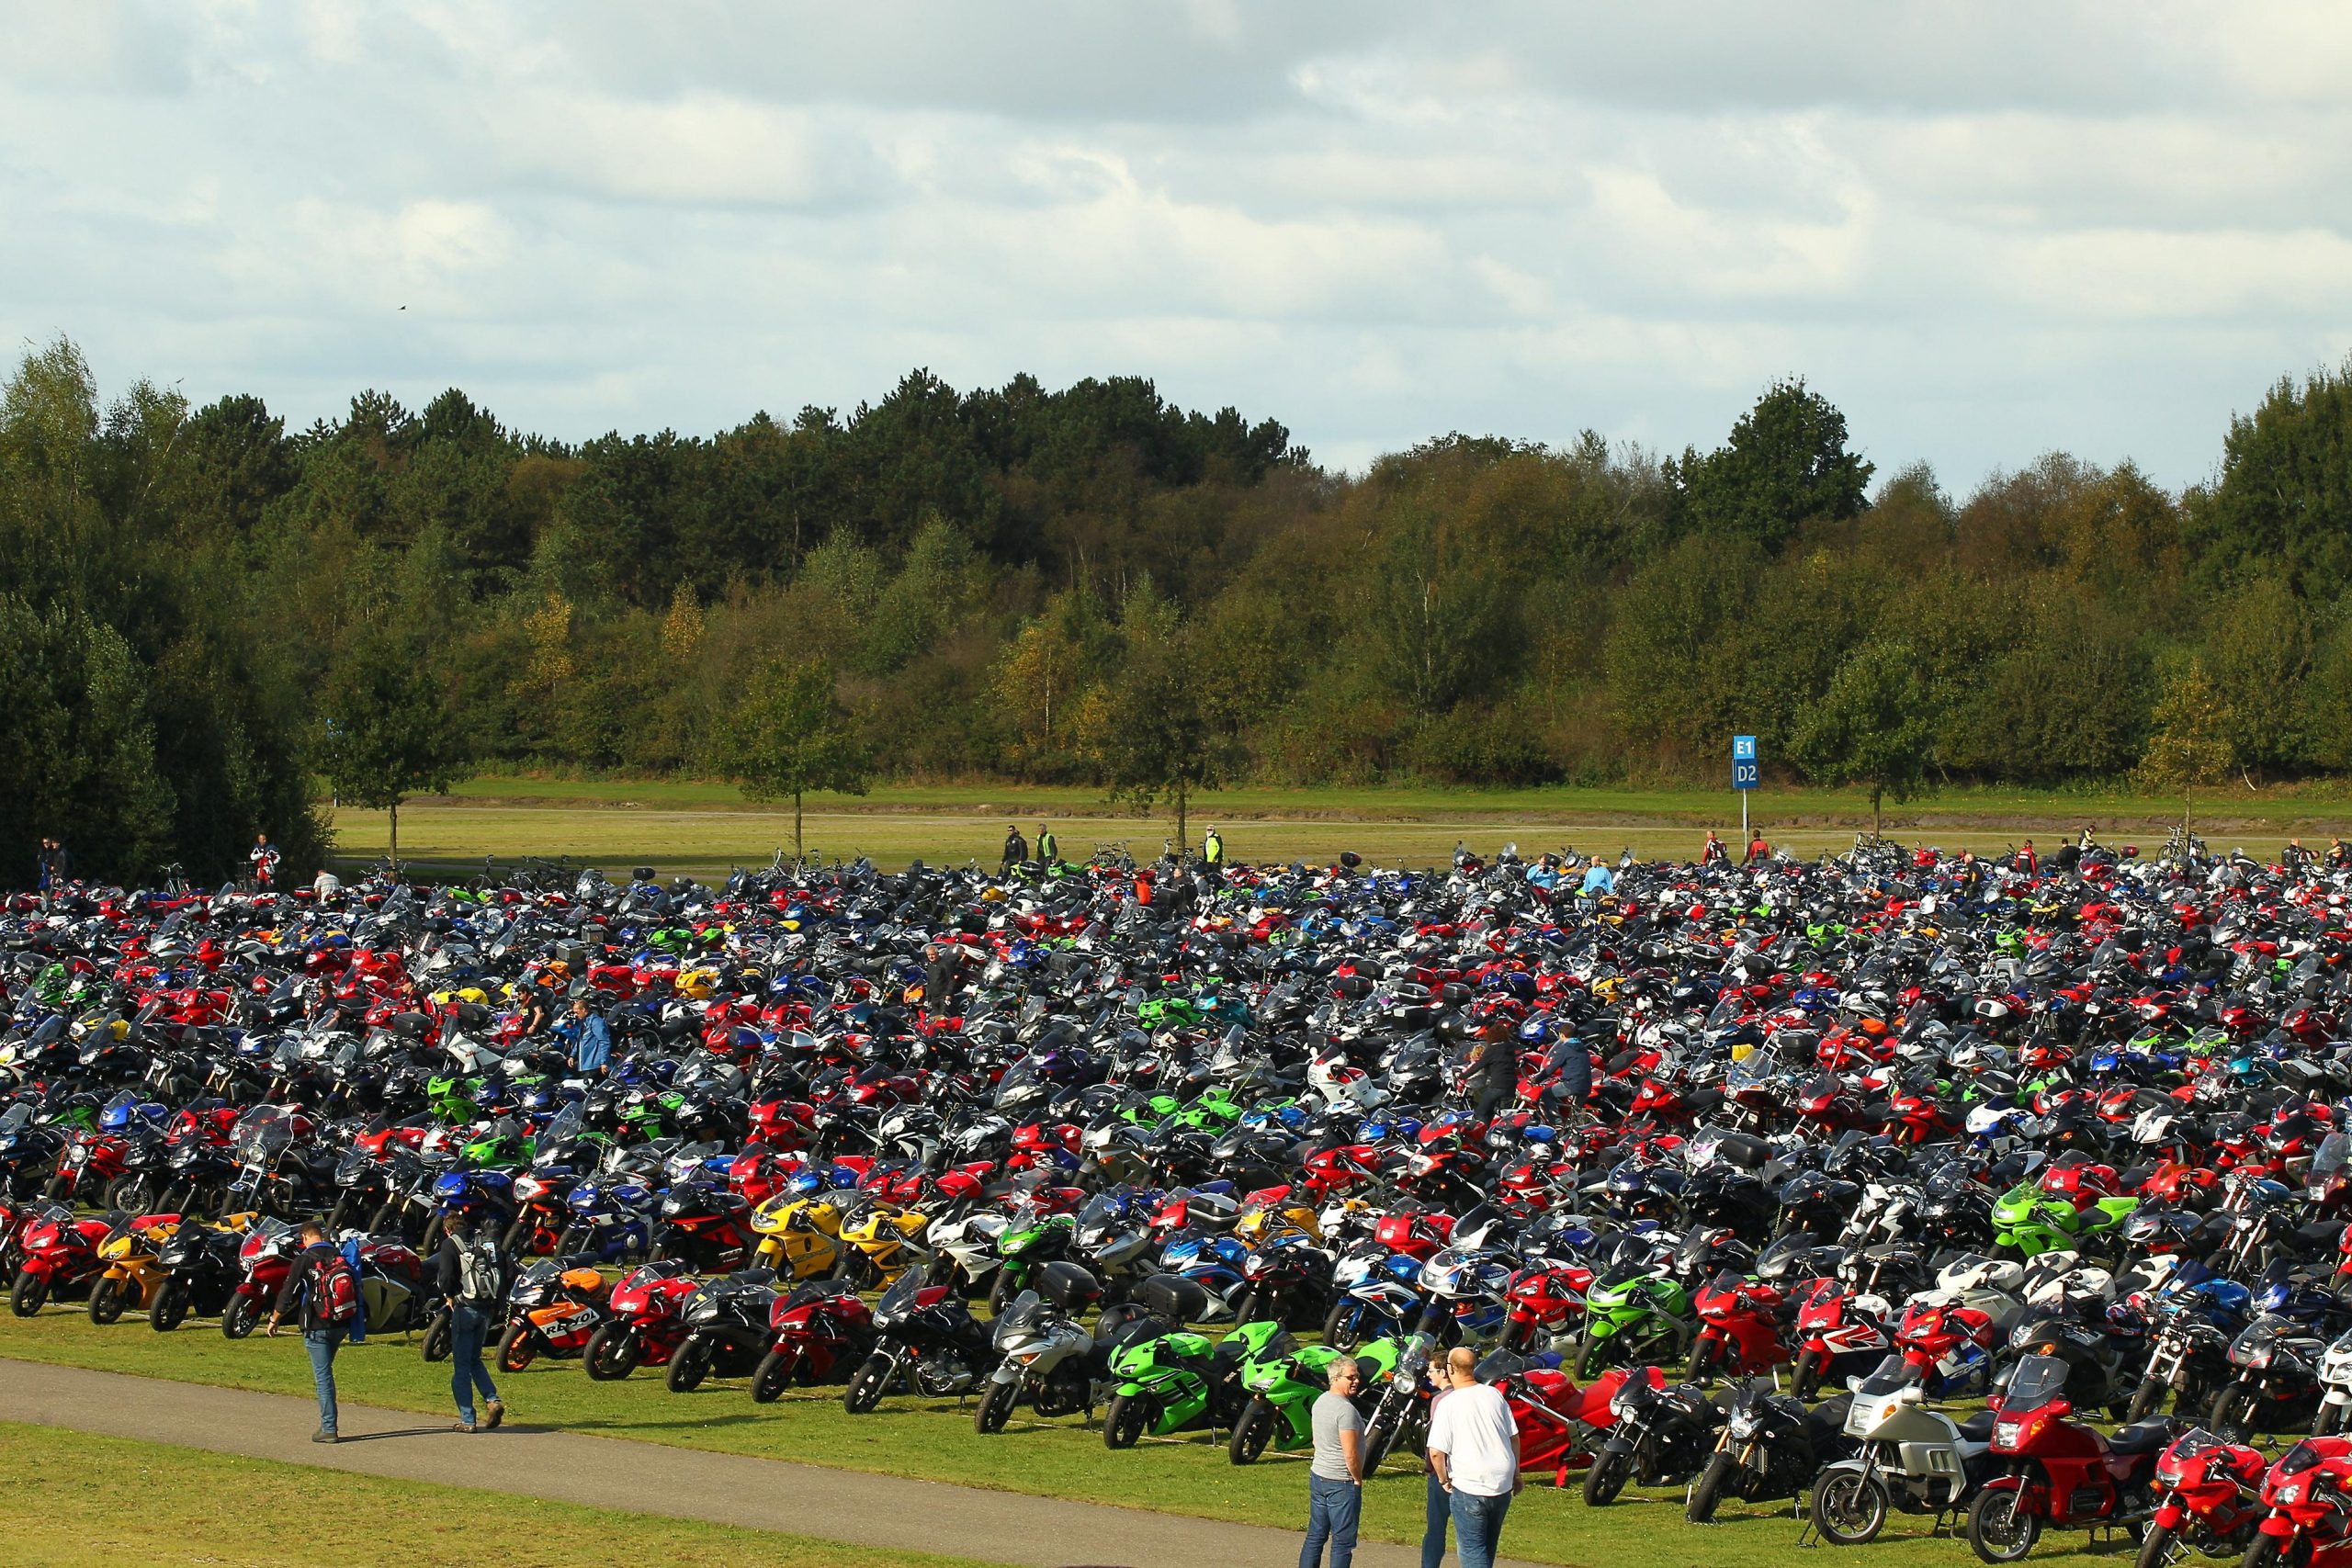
xmin=987 ymin=1269 xmax=1017 ymax=1317
xmin=843 ymin=1355 xmax=891 ymax=1415
xmin=667 ymin=1334 xmax=717 ymax=1393
xmin=148 ymin=1279 xmax=190 ymax=1333
xmin=1811 ymin=1470 xmax=1890 ymax=1547
xmin=1227 ymin=1397 xmax=1274 ymax=1465
xmin=1689 ymin=1337 xmax=1720 ymax=1387
xmin=974 ymin=1377 xmax=1020 ymax=1435
xmin=1792 ymin=1348 xmax=1825 ymax=1402
xmin=325 ymin=1193 xmax=352 ymax=1235
xmin=1321 ymin=1300 xmax=1362 ymax=1353
xmin=496 ymin=1321 xmax=538 ymax=1373
xmin=417 ymin=1215 xmax=444 ymax=1262
xmin=10 ymin=1269 xmax=49 ymax=1318
xmin=2240 ymin=1533 xmax=2282 ymax=1568
xmin=752 ymin=1347 xmax=800 ymax=1404
xmin=366 ymin=1201 xmax=403 ymax=1241
xmin=584 ymin=1323 xmax=639 ymax=1382
xmin=107 ymin=1174 xmax=156 ymax=1213
xmin=501 ymin=1217 xmax=536 ymax=1258
xmin=422 ymin=1309 xmax=453 ymax=1364
xmin=1102 ymin=1392 xmax=1148 ymax=1450
xmin=1688 ymin=1451 xmax=1738 ymax=1524
xmin=1361 ymin=1410 xmax=1398 ymax=1474
xmin=2318 ymin=1404 xmax=2346 ymax=1439
xmin=220 ymin=1293 xmax=260 ymax=1339
xmin=2209 ymin=1381 xmax=2262 ymax=1442
xmin=87 ymin=1277 xmax=124 ymax=1325
xmin=1583 ymin=1446 xmax=1634 ymax=1507
xmin=1965 ymin=1486 xmax=2043 ymax=1563
xmin=2126 ymin=1378 xmax=2167 ymax=1425
xmin=2135 ymin=1522 xmax=2179 ymax=1568
xmin=45 ymin=1172 xmax=73 ymax=1202
xmin=1574 ymin=1335 xmax=1607 ymax=1382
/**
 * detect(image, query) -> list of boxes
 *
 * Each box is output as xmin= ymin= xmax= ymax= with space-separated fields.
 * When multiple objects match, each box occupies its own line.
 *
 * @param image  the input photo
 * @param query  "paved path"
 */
xmin=1 ymin=1359 xmax=1550 ymax=1568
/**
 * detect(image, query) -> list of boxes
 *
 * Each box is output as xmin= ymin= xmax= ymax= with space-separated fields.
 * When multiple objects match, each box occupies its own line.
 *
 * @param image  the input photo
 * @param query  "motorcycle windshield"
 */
xmin=232 ymin=1109 xmax=292 ymax=1160
xmin=2000 ymin=1354 xmax=2068 ymax=1411
xmin=2315 ymin=1132 xmax=2352 ymax=1184
xmin=1853 ymin=1356 xmax=1922 ymax=1397
xmin=874 ymin=1270 xmax=922 ymax=1321
xmin=995 ymin=1291 xmax=1046 ymax=1337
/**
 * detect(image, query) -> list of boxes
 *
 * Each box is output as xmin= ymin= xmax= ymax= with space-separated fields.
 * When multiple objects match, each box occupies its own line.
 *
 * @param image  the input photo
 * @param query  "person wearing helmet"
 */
xmin=1202 ymin=827 xmax=1226 ymax=869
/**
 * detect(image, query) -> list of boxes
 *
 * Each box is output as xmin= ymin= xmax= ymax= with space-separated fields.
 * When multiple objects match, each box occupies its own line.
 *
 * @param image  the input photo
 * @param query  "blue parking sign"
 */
xmin=1732 ymin=735 xmax=1758 ymax=790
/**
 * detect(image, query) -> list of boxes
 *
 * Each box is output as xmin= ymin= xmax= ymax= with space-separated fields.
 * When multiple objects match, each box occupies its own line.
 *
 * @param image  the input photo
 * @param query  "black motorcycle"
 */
xmin=843 ymin=1269 xmax=997 ymax=1413
xmin=146 ymin=1219 xmax=243 ymax=1331
xmin=2209 ymin=1314 xmax=2328 ymax=1438
xmin=666 ymin=1269 xmax=783 ymax=1393
xmin=1584 ymin=1376 xmax=1724 ymax=1506
xmin=1687 ymin=1379 xmax=1852 ymax=1522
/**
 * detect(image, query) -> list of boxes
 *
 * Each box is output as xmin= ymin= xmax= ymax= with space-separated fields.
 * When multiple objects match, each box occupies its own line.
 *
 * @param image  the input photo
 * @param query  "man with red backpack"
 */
xmin=267 ymin=1222 xmax=360 ymax=1442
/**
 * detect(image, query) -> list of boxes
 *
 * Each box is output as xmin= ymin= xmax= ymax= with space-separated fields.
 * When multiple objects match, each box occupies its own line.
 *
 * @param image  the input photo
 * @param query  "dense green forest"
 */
xmin=6 ymin=332 xmax=2352 ymax=881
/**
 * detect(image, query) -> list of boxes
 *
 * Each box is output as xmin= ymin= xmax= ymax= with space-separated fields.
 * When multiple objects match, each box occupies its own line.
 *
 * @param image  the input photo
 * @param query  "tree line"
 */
xmin=7 ymin=333 xmax=2352 ymax=880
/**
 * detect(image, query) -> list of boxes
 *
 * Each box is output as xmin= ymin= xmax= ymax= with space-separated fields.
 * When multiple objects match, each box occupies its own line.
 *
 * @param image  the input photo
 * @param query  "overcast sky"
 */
xmin=6 ymin=2 xmax=2347 ymax=490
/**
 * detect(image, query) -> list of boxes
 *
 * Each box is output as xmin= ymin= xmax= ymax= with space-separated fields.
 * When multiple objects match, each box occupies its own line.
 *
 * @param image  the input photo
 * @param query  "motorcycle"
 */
xmin=582 ymin=1258 xmax=699 ymax=1380
xmin=1689 ymin=1377 xmax=1855 ymax=1523
xmin=844 ymin=1268 xmax=997 ymax=1414
xmin=974 ymin=1269 xmax=1102 ymax=1434
xmin=494 ymin=1258 xmax=613 ymax=1371
xmin=666 ymin=1269 xmax=784 ymax=1392
xmin=1582 ymin=1373 xmax=1724 ymax=1506
xmin=1964 ymin=1352 xmax=2180 ymax=1562
xmin=1809 ymin=1355 xmax=1996 ymax=1545
xmin=2139 ymin=1427 xmax=2269 ymax=1568
xmin=750 ymin=1282 xmax=876 ymax=1401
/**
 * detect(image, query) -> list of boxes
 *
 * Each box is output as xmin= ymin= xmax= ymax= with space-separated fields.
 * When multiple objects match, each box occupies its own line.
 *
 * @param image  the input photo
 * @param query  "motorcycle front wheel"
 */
xmin=496 ymin=1321 xmax=538 ymax=1373
xmin=843 ymin=1355 xmax=892 ymax=1415
xmin=1792 ymin=1348 xmax=1824 ymax=1402
xmin=973 ymin=1377 xmax=1020 ymax=1435
xmin=10 ymin=1269 xmax=49 ymax=1318
xmin=86 ymin=1277 xmax=125 ymax=1325
xmin=583 ymin=1323 xmax=639 ymax=1382
xmin=1688 ymin=1451 xmax=1737 ymax=1524
xmin=1689 ymin=1337 xmax=1720 ymax=1387
xmin=1966 ymin=1488 xmax=2043 ymax=1563
xmin=2134 ymin=1522 xmax=2182 ymax=1568
xmin=1584 ymin=1445 xmax=1634 ymax=1506
xmin=2126 ymin=1378 xmax=2168 ymax=1425
xmin=2208 ymin=1381 xmax=2262 ymax=1442
xmin=220 ymin=1292 xmax=260 ymax=1339
xmin=1227 ymin=1397 xmax=1273 ymax=1465
xmin=1811 ymin=1470 xmax=1889 ymax=1546
xmin=148 ymin=1279 xmax=190 ymax=1333
xmin=666 ymin=1333 xmax=715 ymax=1393
xmin=1102 ymin=1393 xmax=1149 ymax=1450
xmin=421 ymin=1309 xmax=452 ymax=1364
xmin=752 ymin=1347 xmax=800 ymax=1404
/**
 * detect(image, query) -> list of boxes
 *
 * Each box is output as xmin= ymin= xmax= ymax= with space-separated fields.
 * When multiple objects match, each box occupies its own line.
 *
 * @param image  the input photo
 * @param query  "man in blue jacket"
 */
xmin=571 ymin=997 xmax=613 ymax=1077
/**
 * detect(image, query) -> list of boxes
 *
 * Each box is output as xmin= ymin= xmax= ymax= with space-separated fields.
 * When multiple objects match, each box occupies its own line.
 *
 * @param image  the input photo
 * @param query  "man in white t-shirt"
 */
xmin=1426 ymin=1346 xmax=1520 ymax=1568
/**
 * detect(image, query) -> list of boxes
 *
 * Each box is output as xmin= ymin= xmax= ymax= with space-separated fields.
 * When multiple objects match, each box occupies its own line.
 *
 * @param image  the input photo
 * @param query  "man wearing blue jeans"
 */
xmin=266 ymin=1224 xmax=347 ymax=1442
xmin=1428 ymin=1347 xmax=1521 ymax=1568
xmin=1301 ymin=1358 xmax=1365 ymax=1568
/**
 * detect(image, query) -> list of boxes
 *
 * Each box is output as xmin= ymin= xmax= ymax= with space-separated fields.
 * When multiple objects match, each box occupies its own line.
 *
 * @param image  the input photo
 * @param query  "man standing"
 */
xmin=1202 ymin=826 xmax=1226 ymax=870
xmin=1001 ymin=824 xmax=1027 ymax=877
xmin=1428 ymin=1346 xmax=1520 ymax=1568
xmin=250 ymin=832 xmax=281 ymax=890
xmin=570 ymin=996 xmax=612 ymax=1077
xmin=1300 ymin=1357 xmax=1364 ymax=1568
xmin=1035 ymin=822 xmax=1057 ymax=867
xmin=922 ymin=942 xmax=962 ymax=1020
xmin=266 ymin=1222 xmax=357 ymax=1443
xmin=1421 ymin=1351 xmax=1457 ymax=1568
xmin=36 ymin=837 xmax=68 ymax=907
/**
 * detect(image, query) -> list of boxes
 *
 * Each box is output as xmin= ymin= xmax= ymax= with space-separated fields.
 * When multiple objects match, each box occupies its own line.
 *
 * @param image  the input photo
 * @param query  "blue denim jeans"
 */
xmin=450 ymin=1305 xmax=501 ymax=1425
xmin=1450 ymin=1488 xmax=1512 ymax=1568
xmin=1423 ymin=1470 xmax=1452 ymax=1568
xmin=1300 ymin=1474 xmax=1361 ymax=1568
xmin=303 ymin=1326 xmax=345 ymax=1435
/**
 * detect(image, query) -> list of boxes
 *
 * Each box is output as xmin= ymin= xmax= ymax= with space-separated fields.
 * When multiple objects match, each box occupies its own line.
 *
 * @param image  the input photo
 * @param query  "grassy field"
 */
xmin=0 ymin=1418 xmax=1000 ymax=1568
xmin=2 ymin=1311 xmax=1984 ymax=1568
xmin=324 ymin=775 xmax=2352 ymax=880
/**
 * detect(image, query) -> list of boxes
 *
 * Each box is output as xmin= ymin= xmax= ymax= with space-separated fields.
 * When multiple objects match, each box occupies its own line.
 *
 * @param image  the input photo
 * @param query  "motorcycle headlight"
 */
xmin=2278 ymin=1482 xmax=2306 ymax=1506
xmin=1727 ymin=1412 xmax=1759 ymax=1438
xmin=1994 ymin=1421 xmax=2022 ymax=1448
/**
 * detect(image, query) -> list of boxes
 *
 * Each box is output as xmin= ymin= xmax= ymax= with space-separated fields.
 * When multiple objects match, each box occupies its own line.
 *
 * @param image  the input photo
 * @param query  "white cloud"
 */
xmin=4 ymin=0 xmax=2350 ymax=487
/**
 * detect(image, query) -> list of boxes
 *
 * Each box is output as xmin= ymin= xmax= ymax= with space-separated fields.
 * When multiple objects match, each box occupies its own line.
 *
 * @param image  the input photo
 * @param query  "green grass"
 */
xmin=0 ymin=1418 xmax=1001 ymax=1568
xmin=4 ymin=1312 xmax=1996 ymax=1568
xmin=324 ymin=775 xmax=2352 ymax=879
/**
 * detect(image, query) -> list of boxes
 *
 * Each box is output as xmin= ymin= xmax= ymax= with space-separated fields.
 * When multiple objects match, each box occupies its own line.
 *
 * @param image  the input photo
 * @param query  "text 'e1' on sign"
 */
xmin=1732 ymin=734 xmax=1758 ymax=790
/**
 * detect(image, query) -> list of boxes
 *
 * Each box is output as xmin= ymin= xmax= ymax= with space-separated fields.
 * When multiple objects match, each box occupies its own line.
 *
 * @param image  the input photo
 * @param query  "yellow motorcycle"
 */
xmin=833 ymin=1200 xmax=932 ymax=1290
xmin=750 ymin=1193 xmax=845 ymax=1280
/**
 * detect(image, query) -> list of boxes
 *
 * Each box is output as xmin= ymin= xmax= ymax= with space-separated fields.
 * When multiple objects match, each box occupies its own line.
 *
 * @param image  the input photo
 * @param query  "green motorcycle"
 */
xmin=1103 ymin=1320 xmax=1275 ymax=1449
xmin=989 ymin=1213 xmax=1075 ymax=1313
xmin=1227 ymin=1334 xmax=1402 ymax=1464
xmin=1990 ymin=1180 xmax=2136 ymax=1258
xmin=1576 ymin=1266 xmax=1693 ymax=1378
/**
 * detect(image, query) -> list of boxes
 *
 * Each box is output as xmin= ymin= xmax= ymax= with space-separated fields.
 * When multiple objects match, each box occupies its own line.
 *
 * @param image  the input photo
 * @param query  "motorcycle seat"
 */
xmin=2106 ymin=1420 xmax=2175 ymax=1456
xmin=1955 ymin=1410 xmax=1997 ymax=1442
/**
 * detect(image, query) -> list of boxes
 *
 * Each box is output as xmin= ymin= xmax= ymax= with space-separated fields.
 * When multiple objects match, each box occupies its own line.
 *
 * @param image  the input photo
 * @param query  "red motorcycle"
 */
xmin=1791 ymin=1276 xmax=1896 ymax=1399
xmin=1964 ymin=1353 xmax=2180 ymax=1562
xmin=9 ymin=1203 xmax=116 ymax=1315
xmin=2247 ymin=1437 xmax=2352 ymax=1568
xmin=1500 ymin=1262 xmax=1590 ymax=1353
xmin=582 ymin=1259 xmax=698 ymax=1380
xmin=1689 ymin=1270 xmax=1790 ymax=1385
xmin=749 ymin=1282 xmax=876 ymax=1401
xmin=2141 ymin=1427 xmax=2269 ymax=1568
xmin=220 ymin=1218 xmax=302 ymax=1338
xmin=1488 ymin=1358 xmax=1665 ymax=1485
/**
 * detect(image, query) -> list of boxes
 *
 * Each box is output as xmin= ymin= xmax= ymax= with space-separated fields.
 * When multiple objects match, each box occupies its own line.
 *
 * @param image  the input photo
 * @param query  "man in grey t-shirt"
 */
xmin=1300 ymin=1358 xmax=1364 ymax=1568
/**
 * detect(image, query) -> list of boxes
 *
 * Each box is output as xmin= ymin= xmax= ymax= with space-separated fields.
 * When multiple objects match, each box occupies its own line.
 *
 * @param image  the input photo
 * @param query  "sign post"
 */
xmin=1732 ymin=735 xmax=1758 ymax=842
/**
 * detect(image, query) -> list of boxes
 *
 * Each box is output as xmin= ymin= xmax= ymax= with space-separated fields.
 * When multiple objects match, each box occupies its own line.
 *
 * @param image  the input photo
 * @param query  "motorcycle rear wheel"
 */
xmin=496 ymin=1321 xmax=538 ymax=1373
xmin=10 ymin=1269 xmax=49 ymax=1318
xmin=1688 ymin=1451 xmax=1737 ymax=1524
xmin=87 ymin=1277 xmax=124 ymax=1325
xmin=1811 ymin=1470 xmax=1889 ymax=1546
xmin=1227 ymin=1397 xmax=1273 ymax=1464
xmin=148 ymin=1279 xmax=190 ymax=1333
xmin=220 ymin=1293 xmax=260 ymax=1339
xmin=752 ymin=1347 xmax=800 ymax=1404
xmin=1966 ymin=1488 xmax=2042 ymax=1563
xmin=1103 ymin=1393 xmax=1148 ymax=1450
xmin=843 ymin=1355 xmax=891 ymax=1415
xmin=584 ymin=1323 xmax=639 ymax=1382
xmin=1583 ymin=1446 xmax=1633 ymax=1506
xmin=974 ymin=1378 xmax=1020 ymax=1435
